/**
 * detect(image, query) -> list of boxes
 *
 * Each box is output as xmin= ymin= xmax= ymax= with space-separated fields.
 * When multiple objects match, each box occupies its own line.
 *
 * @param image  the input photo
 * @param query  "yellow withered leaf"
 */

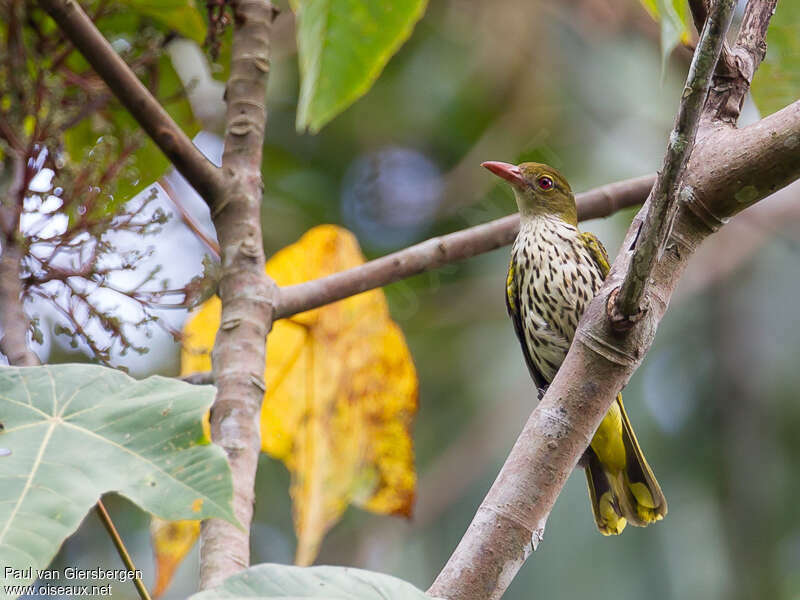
xmin=149 ymin=518 xmax=201 ymax=598
xmin=181 ymin=225 xmax=418 ymax=566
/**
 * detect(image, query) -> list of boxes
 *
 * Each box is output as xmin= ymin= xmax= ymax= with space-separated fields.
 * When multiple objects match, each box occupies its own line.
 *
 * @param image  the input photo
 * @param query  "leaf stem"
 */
xmin=95 ymin=499 xmax=152 ymax=600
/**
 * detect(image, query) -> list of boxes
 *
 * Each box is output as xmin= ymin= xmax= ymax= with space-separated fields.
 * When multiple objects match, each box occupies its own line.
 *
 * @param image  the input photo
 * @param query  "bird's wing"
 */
xmin=506 ymin=256 xmax=548 ymax=395
xmin=578 ymin=232 xmax=611 ymax=279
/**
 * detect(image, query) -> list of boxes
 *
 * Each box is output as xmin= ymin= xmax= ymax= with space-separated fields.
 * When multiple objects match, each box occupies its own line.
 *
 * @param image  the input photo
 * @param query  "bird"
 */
xmin=482 ymin=160 xmax=667 ymax=535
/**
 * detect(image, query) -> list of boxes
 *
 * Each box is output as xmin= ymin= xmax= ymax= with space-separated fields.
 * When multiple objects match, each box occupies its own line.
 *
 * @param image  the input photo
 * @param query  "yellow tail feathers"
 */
xmin=584 ymin=394 xmax=667 ymax=535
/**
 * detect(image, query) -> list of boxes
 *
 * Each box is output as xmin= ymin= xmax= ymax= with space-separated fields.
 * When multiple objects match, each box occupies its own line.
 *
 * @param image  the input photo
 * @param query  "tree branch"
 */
xmin=159 ymin=177 xmax=221 ymax=258
xmin=613 ymin=0 xmax=736 ymax=324
xmin=688 ymin=0 xmax=737 ymax=88
xmin=181 ymin=371 xmax=215 ymax=385
xmin=38 ymin=0 xmax=225 ymax=206
xmin=275 ymin=174 xmax=656 ymax=319
xmin=199 ymin=0 xmax=279 ymax=589
xmin=0 ymin=153 xmax=39 ymax=366
xmin=703 ymin=0 xmax=779 ymax=124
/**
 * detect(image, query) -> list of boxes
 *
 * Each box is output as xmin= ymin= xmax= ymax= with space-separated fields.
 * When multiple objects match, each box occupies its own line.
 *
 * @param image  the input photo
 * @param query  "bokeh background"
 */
xmin=31 ymin=1 xmax=800 ymax=599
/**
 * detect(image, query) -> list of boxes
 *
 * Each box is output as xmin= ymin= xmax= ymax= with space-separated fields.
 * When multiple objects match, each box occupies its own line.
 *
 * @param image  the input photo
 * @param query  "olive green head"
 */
xmin=481 ymin=161 xmax=576 ymax=224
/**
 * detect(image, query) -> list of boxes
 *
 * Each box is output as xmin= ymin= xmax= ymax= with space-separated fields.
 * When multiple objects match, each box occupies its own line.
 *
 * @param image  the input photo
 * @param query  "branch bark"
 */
xmin=199 ymin=0 xmax=278 ymax=589
xmin=0 ymin=153 xmax=39 ymax=366
xmin=703 ymin=0 xmax=779 ymax=124
xmin=613 ymin=0 xmax=736 ymax=323
xmin=275 ymin=174 xmax=656 ymax=319
xmin=38 ymin=0 xmax=225 ymax=206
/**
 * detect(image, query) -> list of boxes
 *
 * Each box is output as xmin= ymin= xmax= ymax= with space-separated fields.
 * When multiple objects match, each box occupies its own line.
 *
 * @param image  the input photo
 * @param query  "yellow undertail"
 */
xmin=584 ymin=394 xmax=667 ymax=535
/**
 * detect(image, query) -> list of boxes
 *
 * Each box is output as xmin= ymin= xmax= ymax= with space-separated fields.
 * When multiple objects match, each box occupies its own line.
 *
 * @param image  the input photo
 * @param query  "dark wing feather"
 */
xmin=506 ymin=256 xmax=547 ymax=396
xmin=578 ymin=232 xmax=611 ymax=279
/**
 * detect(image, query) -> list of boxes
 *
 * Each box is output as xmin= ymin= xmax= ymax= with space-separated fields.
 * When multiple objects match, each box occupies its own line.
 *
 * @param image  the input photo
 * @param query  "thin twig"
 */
xmin=159 ymin=177 xmax=221 ymax=258
xmin=735 ymin=1 xmax=779 ymax=68
xmin=182 ymin=372 xmax=214 ymax=385
xmin=688 ymin=0 xmax=740 ymax=119
xmin=613 ymin=0 xmax=736 ymax=324
xmin=95 ymin=500 xmax=151 ymax=600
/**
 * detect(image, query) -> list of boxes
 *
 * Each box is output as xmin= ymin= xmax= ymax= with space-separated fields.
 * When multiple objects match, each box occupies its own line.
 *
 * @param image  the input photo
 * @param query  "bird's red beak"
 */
xmin=481 ymin=161 xmax=524 ymax=186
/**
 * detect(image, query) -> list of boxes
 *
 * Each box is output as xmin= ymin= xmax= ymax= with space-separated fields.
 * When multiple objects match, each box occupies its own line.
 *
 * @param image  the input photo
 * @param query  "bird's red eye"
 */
xmin=537 ymin=176 xmax=554 ymax=191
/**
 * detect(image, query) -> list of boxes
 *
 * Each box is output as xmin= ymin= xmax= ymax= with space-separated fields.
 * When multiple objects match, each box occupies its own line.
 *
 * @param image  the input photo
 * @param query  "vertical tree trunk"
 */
xmin=0 ymin=154 xmax=38 ymax=367
xmin=199 ymin=0 xmax=279 ymax=589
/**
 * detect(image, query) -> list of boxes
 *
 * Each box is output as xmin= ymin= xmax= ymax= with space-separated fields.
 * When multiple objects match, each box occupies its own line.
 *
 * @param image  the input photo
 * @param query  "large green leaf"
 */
xmin=189 ymin=564 xmax=432 ymax=600
xmin=119 ymin=0 xmax=207 ymax=43
xmin=293 ymin=0 xmax=428 ymax=133
xmin=0 ymin=364 xmax=235 ymax=597
xmin=751 ymin=3 xmax=800 ymax=116
xmin=639 ymin=0 xmax=691 ymax=69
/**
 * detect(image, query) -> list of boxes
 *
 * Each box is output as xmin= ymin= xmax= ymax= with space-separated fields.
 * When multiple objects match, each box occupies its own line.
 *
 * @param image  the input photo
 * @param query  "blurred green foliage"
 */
xmin=118 ymin=0 xmax=206 ymax=43
xmin=63 ymin=52 xmax=199 ymax=218
xmin=751 ymin=2 xmax=800 ymax=116
xmin=638 ymin=0 xmax=690 ymax=69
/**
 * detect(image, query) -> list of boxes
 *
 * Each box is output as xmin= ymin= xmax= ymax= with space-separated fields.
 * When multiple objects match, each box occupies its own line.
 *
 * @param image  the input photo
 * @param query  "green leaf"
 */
xmin=118 ymin=0 xmax=207 ymax=43
xmin=63 ymin=53 xmax=200 ymax=213
xmin=293 ymin=0 xmax=428 ymax=133
xmin=638 ymin=0 xmax=691 ymax=70
xmin=189 ymin=564 xmax=432 ymax=600
xmin=0 ymin=364 xmax=235 ymax=596
xmin=751 ymin=3 xmax=800 ymax=117
xmin=114 ymin=53 xmax=200 ymax=202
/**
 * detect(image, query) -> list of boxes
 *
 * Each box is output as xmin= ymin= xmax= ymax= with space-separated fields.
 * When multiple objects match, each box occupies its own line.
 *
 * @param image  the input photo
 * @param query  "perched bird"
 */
xmin=482 ymin=160 xmax=667 ymax=535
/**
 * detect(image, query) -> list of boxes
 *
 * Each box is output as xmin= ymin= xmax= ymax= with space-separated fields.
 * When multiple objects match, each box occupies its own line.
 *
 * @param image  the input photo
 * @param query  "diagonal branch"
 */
xmin=275 ymin=174 xmax=656 ymax=319
xmin=612 ymin=0 xmax=736 ymax=323
xmin=199 ymin=0 xmax=279 ymax=589
xmin=688 ymin=0 xmax=738 ymax=91
xmin=38 ymin=0 xmax=225 ymax=206
xmin=159 ymin=177 xmax=221 ymax=258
